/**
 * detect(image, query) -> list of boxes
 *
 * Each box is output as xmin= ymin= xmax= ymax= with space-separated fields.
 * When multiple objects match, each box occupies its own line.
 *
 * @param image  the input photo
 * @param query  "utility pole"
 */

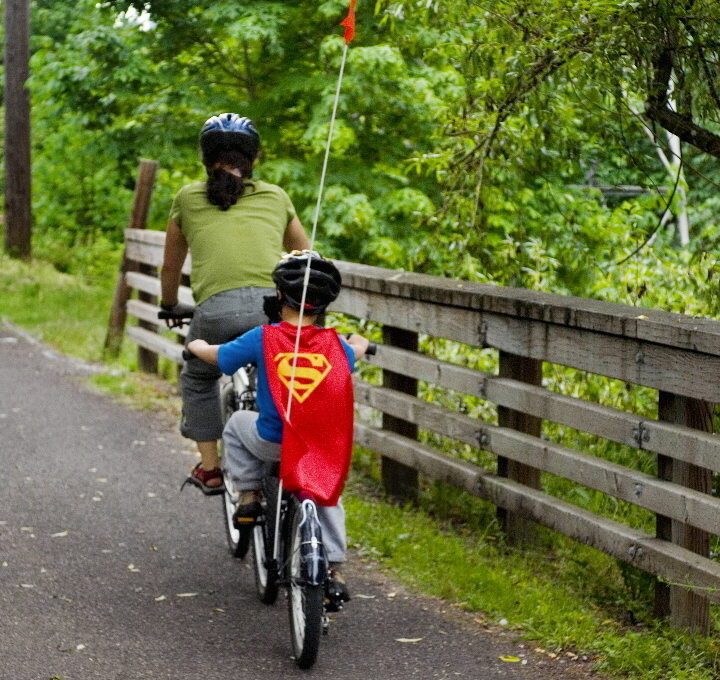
xmin=4 ymin=0 xmax=32 ymax=259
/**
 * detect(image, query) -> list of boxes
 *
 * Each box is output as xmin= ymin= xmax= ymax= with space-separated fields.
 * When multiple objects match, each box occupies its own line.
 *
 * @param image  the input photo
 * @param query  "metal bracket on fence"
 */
xmin=627 ymin=544 xmax=644 ymax=561
xmin=632 ymin=421 xmax=650 ymax=448
xmin=477 ymin=320 xmax=489 ymax=348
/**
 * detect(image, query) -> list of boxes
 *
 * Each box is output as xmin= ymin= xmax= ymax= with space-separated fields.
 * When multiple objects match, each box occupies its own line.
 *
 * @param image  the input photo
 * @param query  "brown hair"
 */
xmin=203 ymin=149 xmax=254 ymax=211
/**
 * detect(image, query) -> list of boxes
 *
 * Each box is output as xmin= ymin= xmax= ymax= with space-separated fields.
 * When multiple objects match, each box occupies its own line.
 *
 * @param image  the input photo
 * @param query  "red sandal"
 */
xmin=181 ymin=463 xmax=224 ymax=496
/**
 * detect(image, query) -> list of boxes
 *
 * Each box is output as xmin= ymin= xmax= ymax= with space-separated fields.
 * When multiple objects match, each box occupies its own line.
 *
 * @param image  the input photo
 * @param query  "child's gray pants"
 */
xmin=223 ymin=409 xmax=347 ymax=563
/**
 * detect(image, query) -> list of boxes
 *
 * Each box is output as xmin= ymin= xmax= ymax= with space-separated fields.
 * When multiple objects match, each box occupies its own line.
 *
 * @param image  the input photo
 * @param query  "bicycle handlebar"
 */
xmin=157 ymin=309 xmax=194 ymax=320
xmin=158 ymin=306 xmax=195 ymax=331
xmin=182 ymin=342 xmax=377 ymax=362
xmin=159 ymin=303 xmax=375 ymax=357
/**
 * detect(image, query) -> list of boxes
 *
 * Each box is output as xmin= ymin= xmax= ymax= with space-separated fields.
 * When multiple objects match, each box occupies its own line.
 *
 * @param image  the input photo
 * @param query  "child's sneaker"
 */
xmin=325 ymin=563 xmax=351 ymax=611
xmin=232 ymin=490 xmax=261 ymax=527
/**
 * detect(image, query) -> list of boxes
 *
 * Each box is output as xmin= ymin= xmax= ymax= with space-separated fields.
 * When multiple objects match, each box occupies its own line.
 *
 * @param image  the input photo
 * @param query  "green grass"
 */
xmin=4 ymin=250 xmax=720 ymax=679
xmin=0 ymin=251 xmax=180 ymax=411
xmin=345 ymin=469 xmax=720 ymax=679
xmin=0 ymin=252 xmax=126 ymax=362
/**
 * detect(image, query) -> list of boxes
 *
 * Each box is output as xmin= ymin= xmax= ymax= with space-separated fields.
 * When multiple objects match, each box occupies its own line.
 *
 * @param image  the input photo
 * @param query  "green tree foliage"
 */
xmin=370 ymin=0 xmax=720 ymax=301
xmin=24 ymin=0 xmax=720 ymax=312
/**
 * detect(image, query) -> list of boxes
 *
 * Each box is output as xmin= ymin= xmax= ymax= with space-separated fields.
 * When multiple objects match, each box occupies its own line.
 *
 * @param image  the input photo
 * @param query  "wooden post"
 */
xmin=103 ymin=159 xmax=159 ymax=360
xmin=655 ymin=392 xmax=713 ymax=633
xmin=4 ymin=0 xmax=31 ymax=259
xmin=497 ymin=351 xmax=542 ymax=543
xmin=381 ymin=325 xmax=419 ymax=500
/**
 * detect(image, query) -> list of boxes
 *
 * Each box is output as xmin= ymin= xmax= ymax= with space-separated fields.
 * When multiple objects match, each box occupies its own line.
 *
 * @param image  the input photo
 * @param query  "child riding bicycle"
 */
xmin=186 ymin=250 xmax=370 ymax=597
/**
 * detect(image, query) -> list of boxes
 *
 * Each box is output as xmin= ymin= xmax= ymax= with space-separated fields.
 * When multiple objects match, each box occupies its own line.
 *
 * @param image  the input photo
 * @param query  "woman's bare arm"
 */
xmin=160 ymin=219 xmax=189 ymax=306
xmin=283 ymin=216 xmax=310 ymax=251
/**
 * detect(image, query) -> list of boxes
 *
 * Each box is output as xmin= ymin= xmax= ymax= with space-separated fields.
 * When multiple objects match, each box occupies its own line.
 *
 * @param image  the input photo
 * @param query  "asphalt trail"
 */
xmin=0 ymin=323 xmax=593 ymax=680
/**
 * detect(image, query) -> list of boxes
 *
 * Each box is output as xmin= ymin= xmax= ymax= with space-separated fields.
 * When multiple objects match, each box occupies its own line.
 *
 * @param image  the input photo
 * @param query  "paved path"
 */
xmin=0 ymin=323 xmax=594 ymax=680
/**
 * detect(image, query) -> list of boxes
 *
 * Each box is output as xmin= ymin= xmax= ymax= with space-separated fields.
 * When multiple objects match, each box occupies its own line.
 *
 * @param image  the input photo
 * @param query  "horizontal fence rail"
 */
xmin=120 ymin=227 xmax=720 ymax=633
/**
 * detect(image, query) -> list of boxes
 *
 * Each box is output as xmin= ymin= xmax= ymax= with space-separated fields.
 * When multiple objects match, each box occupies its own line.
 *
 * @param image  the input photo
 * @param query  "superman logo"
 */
xmin=274 ymin=353 xmax=332 ymax=403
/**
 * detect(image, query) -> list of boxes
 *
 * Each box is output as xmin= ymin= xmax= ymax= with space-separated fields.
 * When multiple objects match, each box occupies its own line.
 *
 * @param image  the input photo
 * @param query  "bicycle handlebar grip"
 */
xmin=157 ymin=310 xmax=194 ymax=320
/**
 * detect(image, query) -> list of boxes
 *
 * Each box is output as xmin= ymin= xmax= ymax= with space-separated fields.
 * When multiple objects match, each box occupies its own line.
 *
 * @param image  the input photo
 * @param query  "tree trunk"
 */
xmin=4 ymin=0 xmax=32 ymax=259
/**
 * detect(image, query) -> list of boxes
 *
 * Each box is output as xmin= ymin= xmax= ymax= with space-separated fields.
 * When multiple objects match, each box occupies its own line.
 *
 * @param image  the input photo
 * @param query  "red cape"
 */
xmin=262 ymin=322 xmax=354 ymax=506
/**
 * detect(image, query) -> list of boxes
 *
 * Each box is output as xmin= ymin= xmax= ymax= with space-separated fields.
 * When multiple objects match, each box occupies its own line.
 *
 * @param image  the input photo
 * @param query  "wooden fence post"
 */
xmin=382 ymin=325 xmax=419 ymax=500
xmin=104 ymin=159 xmax=159 ymax=361
xmin=4 ymin=0 xmax=32 ymax=259
xmin=497 ymin=351 xmax=543 ymax=543
xmin=655 ymin=392 xmax=713 ymax=633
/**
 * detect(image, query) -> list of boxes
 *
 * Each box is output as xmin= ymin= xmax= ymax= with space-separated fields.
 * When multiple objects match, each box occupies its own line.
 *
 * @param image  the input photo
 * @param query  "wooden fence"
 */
xmin=117 ymin=226 xmax=720 ymax=634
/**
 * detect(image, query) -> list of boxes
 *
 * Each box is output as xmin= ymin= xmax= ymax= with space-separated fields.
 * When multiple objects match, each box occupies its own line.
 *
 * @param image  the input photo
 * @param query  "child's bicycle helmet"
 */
xmin=200 ymin=113 xmax=260 ymax=161
xmin=272 ymin=250 xmax=342 ymax=315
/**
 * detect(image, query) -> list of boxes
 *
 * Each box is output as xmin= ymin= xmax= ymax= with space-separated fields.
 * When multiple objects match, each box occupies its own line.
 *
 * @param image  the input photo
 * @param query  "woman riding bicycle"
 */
xmin=186 ymin=251 xmax=370 ymax=595
xmin=160 ymin=113 xmax=309 ymax=494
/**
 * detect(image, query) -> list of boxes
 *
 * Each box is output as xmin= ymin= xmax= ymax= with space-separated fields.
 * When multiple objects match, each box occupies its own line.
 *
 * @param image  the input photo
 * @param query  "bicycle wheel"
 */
xmin=222 ymin=475 xmax=251 ymax=558
xmin=219 ymin=382 xmax=250 ymax=558
xmin=252 ymin=474 xmax=280 ymax=605
xmin=286 ymin=498 xmax=324 ymax=669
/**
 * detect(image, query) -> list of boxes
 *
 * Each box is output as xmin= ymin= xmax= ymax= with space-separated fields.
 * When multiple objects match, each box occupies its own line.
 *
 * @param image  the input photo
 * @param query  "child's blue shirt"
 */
xmin=217 ymin=325 xmax=355 ymax=443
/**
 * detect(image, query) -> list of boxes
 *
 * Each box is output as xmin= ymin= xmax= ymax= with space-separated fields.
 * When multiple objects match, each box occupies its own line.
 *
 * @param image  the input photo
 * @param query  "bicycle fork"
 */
xmin=297 ymin=499 xmax=327 ymax=586
xmin=296 ymin=498 xmax=331 ymax=635
xmin=273 ymin=483 xmax=327 ymax=586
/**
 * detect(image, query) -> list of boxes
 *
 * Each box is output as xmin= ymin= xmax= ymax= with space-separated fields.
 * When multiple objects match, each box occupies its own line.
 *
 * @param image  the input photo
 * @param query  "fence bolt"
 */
xmin=634 ymin=483 xmax=644 ymax=497
xmin=478 ymin=320 xmax=488 ymax=348
xmin=628 ymin=544 xmax=643 ymax=560
xmin=635 ymin=351 xmax=645 ymax=364
xmin=632 ymin=422 xmax=650 ymax=447
xmin=477 ymin=431 xmax=489 ymax=447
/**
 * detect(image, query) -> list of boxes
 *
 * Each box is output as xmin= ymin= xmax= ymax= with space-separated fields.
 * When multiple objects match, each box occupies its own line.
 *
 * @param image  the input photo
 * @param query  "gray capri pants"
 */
xmin=223 ymin=410 xmax=347 ymax=563
xmin=181 ymin=287 xmax=273 ymax=442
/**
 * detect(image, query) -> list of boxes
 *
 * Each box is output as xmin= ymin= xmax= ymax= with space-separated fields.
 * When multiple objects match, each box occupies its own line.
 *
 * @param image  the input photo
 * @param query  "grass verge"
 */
xmin=2 ymin=251 xmax=720 ymax=680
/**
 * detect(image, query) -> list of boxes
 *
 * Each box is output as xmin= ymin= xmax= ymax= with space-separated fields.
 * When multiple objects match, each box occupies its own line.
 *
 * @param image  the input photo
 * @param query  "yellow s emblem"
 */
xmin=274 ymin=353 xmax=332 ymax=403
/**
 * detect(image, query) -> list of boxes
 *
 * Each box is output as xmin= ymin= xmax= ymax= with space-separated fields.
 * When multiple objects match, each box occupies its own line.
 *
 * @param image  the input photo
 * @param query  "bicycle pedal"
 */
xmin=323 ymin=596 xmax=344 ymax=613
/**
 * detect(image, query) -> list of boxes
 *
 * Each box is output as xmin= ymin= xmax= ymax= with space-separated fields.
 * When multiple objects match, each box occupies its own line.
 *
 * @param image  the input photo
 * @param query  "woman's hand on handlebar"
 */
xmin=158 ymin=301 xmax=195 ymax=329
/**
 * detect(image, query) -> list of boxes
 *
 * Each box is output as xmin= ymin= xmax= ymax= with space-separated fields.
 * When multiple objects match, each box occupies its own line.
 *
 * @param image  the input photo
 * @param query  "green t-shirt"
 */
xmin=169 ymin=180 xmax=296 ymax=305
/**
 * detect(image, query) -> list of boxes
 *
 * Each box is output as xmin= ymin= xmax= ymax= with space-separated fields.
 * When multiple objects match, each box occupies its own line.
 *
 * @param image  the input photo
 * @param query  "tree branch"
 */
xmin=645 ymin=47 xmax=720 ymax=158
xmin=615 ymin=153 xmax=683 ymax=266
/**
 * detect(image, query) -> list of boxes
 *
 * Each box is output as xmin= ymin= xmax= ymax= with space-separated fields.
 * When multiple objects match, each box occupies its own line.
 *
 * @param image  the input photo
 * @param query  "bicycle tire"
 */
xmin=222 ymin=478 xmax=251 ymax=558
xmin=286 ymin=498 xmax=324 ymax=669
xmin=252 ymin=474 xmax=280 ymax=605
xmin=219 ymin=382 xmax=250 ymax=558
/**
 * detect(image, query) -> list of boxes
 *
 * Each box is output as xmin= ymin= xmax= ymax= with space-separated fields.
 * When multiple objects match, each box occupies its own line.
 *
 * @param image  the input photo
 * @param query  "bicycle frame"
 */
xmin=223 ymin=365 xmax=330 ymax=579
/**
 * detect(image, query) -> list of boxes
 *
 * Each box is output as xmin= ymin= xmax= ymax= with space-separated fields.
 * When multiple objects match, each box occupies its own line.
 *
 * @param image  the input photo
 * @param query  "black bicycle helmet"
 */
xmin=272 ymin=250 xmax=342 ymax=315
xmin=200 ymin=113 xmax=260 ymax=161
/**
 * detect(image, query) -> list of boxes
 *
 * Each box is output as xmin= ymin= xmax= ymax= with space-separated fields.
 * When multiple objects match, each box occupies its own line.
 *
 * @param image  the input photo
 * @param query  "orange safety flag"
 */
xmin=262 ymin=322 xmax=354 ymax=506
xmin=340 ymin=0 xmax=358 ymax=44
